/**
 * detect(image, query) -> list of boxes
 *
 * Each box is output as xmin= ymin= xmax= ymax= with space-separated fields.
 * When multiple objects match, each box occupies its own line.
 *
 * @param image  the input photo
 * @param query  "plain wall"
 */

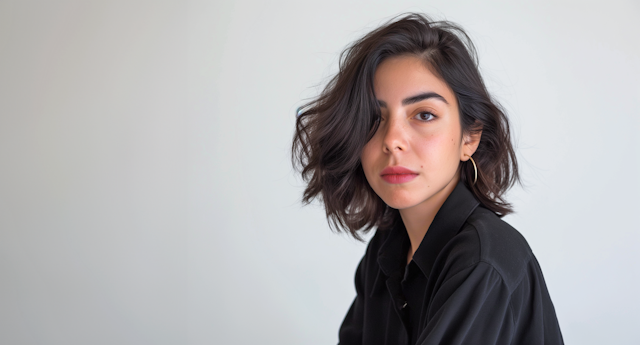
xmin=0 ymin=0 xmax=639 ymax=344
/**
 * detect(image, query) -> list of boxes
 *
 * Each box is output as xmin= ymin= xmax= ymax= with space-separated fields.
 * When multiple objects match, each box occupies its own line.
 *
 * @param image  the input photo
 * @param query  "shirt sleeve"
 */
xmin=337 ymin=254 xmax=366 ymax=345
xmin=417 ymin=261 xmax=514 ymax=345
xmin=417 ymin=260 xmax=564 ymax=345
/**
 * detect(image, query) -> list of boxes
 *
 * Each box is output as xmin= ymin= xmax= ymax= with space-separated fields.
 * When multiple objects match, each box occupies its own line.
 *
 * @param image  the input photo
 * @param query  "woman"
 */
xmin=292 ymin=13 xmax=563 ymax=345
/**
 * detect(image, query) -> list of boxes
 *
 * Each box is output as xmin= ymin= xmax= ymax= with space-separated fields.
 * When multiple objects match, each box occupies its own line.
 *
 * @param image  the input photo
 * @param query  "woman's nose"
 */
xmin=382 ymin=116 xmax=408 ymax=154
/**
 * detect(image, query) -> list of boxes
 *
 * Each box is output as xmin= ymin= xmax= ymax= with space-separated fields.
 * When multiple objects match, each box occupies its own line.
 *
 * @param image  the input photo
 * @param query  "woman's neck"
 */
xmin=399 ymin=174 xmax=460 ymax=264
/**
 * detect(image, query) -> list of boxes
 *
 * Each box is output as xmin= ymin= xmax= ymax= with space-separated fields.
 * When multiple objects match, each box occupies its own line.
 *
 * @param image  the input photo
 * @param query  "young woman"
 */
xmin=292 ymin=13 xmax=563 ymax=345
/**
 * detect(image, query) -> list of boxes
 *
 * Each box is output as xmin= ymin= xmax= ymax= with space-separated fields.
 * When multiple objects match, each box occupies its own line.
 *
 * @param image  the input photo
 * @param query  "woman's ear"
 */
xmin=460 ymin=129 xmax=482 ymax=161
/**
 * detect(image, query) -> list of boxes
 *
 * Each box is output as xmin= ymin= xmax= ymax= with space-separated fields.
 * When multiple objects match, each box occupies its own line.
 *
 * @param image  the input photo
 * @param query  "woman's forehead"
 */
xmin=373 ymin=55 xmax=455 ymax=105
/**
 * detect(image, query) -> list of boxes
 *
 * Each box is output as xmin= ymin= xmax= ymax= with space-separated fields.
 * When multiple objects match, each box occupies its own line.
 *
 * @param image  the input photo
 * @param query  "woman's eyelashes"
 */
xmin=415 ymin=111 xmax=436 ymax=122
xmin=377 ymin=111 xmax=437 ymax=123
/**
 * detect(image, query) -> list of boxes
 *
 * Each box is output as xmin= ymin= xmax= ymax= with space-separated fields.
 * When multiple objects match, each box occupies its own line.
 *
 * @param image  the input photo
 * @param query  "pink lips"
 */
xmin=380 ymin=166 xmax=418 ymax=184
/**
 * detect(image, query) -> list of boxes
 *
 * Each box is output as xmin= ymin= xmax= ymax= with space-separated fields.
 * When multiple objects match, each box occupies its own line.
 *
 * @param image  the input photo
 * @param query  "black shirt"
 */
xmin=338 ymin=182 xmax=564 ymax=345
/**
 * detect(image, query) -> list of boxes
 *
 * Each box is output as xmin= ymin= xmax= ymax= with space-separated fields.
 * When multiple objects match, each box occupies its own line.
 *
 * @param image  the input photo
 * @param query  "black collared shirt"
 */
xmin=338 ymin=182 xmax=564 ymax=345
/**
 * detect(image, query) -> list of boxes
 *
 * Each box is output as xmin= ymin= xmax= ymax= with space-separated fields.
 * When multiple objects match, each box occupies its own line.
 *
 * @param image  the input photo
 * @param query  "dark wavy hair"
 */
xmin=292 ymin=13 xmax=520 ymax=240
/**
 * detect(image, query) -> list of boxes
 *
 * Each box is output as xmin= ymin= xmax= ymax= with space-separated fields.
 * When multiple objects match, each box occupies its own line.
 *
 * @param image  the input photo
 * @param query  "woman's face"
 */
xmin=361 ymin=54 xmax=472 ymax=210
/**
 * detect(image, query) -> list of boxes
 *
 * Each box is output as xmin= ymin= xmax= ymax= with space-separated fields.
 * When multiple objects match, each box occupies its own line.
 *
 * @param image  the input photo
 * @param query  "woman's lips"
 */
xmin=380 ymin=166 xmax=418 ymax=184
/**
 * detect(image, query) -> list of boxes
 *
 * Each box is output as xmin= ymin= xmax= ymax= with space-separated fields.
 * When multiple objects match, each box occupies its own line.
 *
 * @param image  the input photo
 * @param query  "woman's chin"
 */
xmin=383 ymin=197 xmax=421 ymax=210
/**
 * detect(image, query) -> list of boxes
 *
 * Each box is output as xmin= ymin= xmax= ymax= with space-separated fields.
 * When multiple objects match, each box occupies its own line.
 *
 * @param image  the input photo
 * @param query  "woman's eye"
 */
xmin=415 ymin=112 xmax=435 ymax=121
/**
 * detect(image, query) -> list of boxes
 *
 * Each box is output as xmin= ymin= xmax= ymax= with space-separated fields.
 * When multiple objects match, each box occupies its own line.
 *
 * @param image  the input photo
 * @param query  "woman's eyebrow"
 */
xmin=377 ymin=92 xmax=449 ymax=108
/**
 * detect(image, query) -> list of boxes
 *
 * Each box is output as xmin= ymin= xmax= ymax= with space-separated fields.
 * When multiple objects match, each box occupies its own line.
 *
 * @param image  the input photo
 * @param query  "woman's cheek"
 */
xmin=417 ymin=134 xmax=459 ymax=167
xmin=416 ymin=134 xmax=444 ymax=156
xmin=360 ymin=146 xmax=379 ymax=187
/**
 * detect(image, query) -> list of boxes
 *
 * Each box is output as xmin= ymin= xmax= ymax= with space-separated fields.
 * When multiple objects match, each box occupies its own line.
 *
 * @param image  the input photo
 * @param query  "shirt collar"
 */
xmin=375 ymin=181 xmax=480 ymax=283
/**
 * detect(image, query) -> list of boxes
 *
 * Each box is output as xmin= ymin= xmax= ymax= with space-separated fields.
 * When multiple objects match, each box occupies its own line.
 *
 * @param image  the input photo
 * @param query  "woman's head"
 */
xmin=361 ymin=54 xmax=477 ymax=213
xmin=292 ymin=13 xmax=519 ymax=239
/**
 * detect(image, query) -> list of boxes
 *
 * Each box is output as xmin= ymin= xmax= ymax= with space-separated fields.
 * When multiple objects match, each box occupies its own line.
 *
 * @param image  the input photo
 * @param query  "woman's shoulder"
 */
xmin=467 ymin=207 xmax=533 ymax=260
xmin=444 ymin=206 xmax=536 ymax=290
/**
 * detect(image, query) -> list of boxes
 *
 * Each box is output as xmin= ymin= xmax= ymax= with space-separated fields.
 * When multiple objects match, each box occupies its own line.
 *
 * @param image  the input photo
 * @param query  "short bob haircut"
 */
xmin=292 ymin=13 xmax=519 ymax=240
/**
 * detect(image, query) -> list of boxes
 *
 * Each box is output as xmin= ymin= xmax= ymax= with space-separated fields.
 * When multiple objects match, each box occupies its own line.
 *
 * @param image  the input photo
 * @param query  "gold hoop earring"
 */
xmin=468 ymin=156 xmax=477 ymax=185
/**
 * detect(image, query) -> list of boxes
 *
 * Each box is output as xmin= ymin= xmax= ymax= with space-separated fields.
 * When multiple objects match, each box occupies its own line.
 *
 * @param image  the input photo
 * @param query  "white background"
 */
xmin=1 ymin=0 xmax=639 ymax=344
